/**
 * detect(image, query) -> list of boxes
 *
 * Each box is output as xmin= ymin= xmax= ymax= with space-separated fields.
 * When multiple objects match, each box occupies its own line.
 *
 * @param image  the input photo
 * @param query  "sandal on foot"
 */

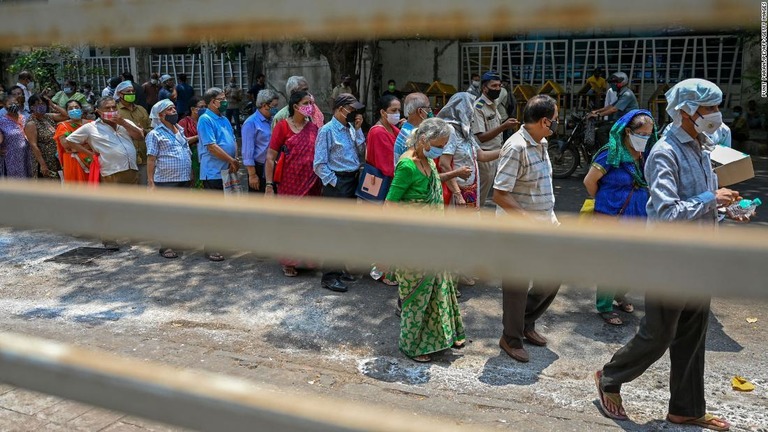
xmin=616 ymin=301 xmax=634 ymax=313
xmin=380 ymin=276 xmax=398 ymax=286
xmin=453 ymin=339 xmax=467 ymax=349
xmin=594 ymin=370 xmax=629 ymax=421
xmin=411 ymin=354 xmax=431 ymax=363
xmin=667 ymin=413 xmax=730 ymax=431
xmin=599 ymin=312 xmax=623 ymax=326
xmin=159 ymin=248 xmax=178 ymax=259
xmin=282 ymin=265 xmax=298 ymax=277
xmin=206 ymin=252 xmax=225 ymax=262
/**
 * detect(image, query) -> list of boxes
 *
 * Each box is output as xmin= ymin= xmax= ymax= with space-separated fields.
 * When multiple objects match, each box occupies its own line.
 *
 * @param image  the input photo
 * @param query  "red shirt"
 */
xmin=178 ymin=115 xmax=198 ymax=138
xmin=365 ymin=123 xmax=399 ymax=178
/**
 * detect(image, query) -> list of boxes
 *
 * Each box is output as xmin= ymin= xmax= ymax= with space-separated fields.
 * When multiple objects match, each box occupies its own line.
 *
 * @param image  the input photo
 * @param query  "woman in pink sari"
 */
xmin=264 ymin=91 xmax=321 ymax=277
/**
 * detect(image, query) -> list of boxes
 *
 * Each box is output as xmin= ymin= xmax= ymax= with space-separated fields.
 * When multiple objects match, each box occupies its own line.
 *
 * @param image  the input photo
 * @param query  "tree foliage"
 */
xmin=7 ymin=45 xmax=105 ymax=92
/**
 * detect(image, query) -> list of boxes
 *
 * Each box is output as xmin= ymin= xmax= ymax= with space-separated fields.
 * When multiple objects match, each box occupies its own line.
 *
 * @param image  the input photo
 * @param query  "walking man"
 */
xmin=493 ymin=94 xmax=561 ymax=363
xmin=593 ymin=79 xmax=742 ymax=431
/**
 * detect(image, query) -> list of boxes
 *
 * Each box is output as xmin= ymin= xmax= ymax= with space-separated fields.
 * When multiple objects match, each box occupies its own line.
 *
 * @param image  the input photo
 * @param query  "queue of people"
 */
xmin=0 ymin=69 xmax=752 ymax=431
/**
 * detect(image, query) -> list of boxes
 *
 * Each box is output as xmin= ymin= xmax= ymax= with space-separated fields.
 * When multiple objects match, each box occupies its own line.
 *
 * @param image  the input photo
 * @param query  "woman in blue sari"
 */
xmin=583 ymin=109 xmax=658 ymax=325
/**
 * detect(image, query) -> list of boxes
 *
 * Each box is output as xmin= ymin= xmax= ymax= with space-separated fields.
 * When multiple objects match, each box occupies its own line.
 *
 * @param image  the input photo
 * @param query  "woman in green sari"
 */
xmin=385 ymin=118 xmax=466 ymax=362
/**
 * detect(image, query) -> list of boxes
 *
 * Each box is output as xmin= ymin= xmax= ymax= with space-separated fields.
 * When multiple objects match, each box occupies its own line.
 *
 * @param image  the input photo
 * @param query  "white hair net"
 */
xmin=150 ymin=99 xmax=175 ymax=128
xmin=665 ymin=79 xmax=722 ymax=126
xmin=114 ymin=80 xmax=134 ymax=97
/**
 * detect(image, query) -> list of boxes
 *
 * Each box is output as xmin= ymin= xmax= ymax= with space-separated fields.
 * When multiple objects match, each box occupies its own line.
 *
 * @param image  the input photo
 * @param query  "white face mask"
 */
xmin=386 ymin=112 xmax=400 ymax=125
xmin=693 ymin=111 xmax=723 ymax=135
xmin=471 ymin=80 xmax=481 ymax=88
xmin=628 ymin=132 xmax=650 ymax=152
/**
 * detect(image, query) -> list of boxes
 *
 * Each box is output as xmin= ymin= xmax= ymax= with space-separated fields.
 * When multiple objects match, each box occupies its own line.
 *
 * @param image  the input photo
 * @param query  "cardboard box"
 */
xmin=710 ymin=145 xmax=754 ymax=186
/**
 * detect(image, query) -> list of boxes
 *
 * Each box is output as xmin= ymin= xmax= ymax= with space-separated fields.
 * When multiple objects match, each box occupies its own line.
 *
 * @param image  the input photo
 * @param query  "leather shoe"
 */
xmin=523 ymin=329 xmax=547 ymax=346
xmin=499 ymin=337 xmax=529 ymax=363
xmin=340 ymin=271 xmax=356 ymax=282
xmin=321 ymin=279 xmax=348 ymax=292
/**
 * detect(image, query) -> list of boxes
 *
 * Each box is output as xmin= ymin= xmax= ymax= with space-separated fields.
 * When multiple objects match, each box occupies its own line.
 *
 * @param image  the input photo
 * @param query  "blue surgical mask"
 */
xmin=423 ymin=146 xmax=443 ymax=159
xmin=68 ymin=108 xmax=83 ymax=120
xmin=269 ymin=106 xmax=279 ymax=117
xmin=197 ymin=107 xmax=206 ymax=116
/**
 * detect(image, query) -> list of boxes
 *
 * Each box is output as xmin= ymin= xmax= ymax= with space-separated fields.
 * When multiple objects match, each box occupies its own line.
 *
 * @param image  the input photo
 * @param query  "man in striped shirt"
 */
xmin=493 ymin=94 xmax=561 ymax=363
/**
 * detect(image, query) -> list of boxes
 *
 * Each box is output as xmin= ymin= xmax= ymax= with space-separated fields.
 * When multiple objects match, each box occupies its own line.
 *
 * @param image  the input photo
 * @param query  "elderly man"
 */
xmin=393 ymin=92 xmax=432 ymax=164
xmin=158 ymin=75 xmax=177 ymax=102
xmin=313 ymin=93 xmax=365 ymax=293
xmin=594 ymin=79 xmax=741 ymax=431
xmin=271 ymin=76 xmax=324 ymax=128
xmin=241 ymin=89 xmax=279 ymax=192
xmin=197 ymin=87 xmax=240 ymax=262
xmin=115 ymin=81 xmax=152 ymax=185
xmin=16 ymin=70 xmax=34 ymax=111
xmin=52 ymin=79 xmax=88 ymax=108
xmin=473 ymin=71 xmax=519 ymax=207
xmin=66 ymin=96 xmax=145 ymax=250
xmin=146 ymin=99 xmax=192 ymax=259
xmin=493 ymin=94 xmax=561 ymax=364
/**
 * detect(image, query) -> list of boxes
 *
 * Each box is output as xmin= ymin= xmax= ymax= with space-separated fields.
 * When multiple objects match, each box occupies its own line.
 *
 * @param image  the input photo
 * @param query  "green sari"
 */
xmin=394 ymin=159 xmax=465 ymax=358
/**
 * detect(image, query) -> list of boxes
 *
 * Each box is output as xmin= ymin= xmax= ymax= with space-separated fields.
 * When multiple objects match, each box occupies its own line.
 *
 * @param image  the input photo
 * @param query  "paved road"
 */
xmin=0 ymin=156 xmax=766 ymax=432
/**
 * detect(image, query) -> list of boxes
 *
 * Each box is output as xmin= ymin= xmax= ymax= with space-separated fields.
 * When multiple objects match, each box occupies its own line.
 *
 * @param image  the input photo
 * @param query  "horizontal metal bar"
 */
xmin=0 ymin=331 xmax=474 ymax=432
xmin=0 ymin=180 xmax=766 ymax=298
xmin=0 ymin=0 xmax=757 ymax=49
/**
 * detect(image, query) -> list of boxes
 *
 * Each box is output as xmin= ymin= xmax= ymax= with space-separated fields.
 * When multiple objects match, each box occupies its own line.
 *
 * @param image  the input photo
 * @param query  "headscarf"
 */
xmin=596 ymin=109 xmax=659 ymax=188
xmin=150 ymin=99 xmax=175 ymax=128
xmin=665 ymin=78 xmax=722 ymax=126
xmin=113 ymin=80 xmax=133 ymax=98
xmin=437 ymin=92 xmax=475 ymax=140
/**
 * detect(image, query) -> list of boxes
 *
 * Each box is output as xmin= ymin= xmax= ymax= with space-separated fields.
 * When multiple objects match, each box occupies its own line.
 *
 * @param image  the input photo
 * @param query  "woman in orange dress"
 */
xmin=53 ymin=100 xmax=92 ymax=182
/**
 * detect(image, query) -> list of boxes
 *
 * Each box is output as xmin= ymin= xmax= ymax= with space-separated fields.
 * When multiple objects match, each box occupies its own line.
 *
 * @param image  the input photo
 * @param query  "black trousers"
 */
xmin=600 ymin=295 xmax=710 ymax=418
xmin=248 ymin=162 xmax=266 ymax=193
xmin=501 ymin=280 xmax=561 ymax=349
xmin=321 ymin=171 xmax=358 ymax=281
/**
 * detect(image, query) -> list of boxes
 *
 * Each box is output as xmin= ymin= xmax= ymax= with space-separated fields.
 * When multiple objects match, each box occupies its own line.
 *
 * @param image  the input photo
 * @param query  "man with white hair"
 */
xmin=594 ymin=79 xmax=742 ymax=431
xmin=115 ymin=80 xmax=152 ymax=184
xmin=393 ymin=92 xmax=431 ymax=164
xmin=158 ymin=74 xmax=177 ymax=103
xmin=242 ymin=89 xmax=279 ymax=192
xmin=271 ymin=76 xmax=324 ymax=129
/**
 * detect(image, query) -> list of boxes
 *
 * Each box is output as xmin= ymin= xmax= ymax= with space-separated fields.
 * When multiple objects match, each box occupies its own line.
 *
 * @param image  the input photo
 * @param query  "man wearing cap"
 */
xmin=472 ymin=71 xmax=519 ymax=207
xmin=330 ymin=74 xmax=353 ymax=110
xmin=115 ymin=81 xmax=152 ymax=185
xmin=313 ymin=93 xmax=366 ymax=293
xmin=588 ymin=72 xmax=639 ymax=146
xmin=594 ymin=79 xmax=742 ymax=430
xmin=158 ymin=75 xmax=178 ymax=103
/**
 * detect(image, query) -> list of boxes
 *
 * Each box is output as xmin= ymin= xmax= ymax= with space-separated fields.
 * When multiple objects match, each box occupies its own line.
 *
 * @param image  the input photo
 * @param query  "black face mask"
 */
xmin=487 ymin=89 xmax=501 ymax=100
xmin=547 ymin=118 xmax=558 ymax=135
xmin=7 ymin=104 xmax=20 ymax=114
xmin=164 ymin=114 xmax=179 ymax=125
xmin=345 ymin=109 xmax=357 ymax=125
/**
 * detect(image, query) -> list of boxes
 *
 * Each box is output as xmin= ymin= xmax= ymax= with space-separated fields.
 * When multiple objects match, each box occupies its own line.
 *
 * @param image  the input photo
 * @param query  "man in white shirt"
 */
xmin=15 ymin=71 xmax=34 ymax=111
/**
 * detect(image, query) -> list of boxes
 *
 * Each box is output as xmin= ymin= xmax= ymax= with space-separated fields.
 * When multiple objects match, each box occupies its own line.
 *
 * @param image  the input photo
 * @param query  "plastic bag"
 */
xmin=221 ymin=169 xmax=243 ymax=196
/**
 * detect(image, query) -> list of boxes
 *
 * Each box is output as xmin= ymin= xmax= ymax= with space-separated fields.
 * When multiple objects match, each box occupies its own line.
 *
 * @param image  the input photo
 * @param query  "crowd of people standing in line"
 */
xmin=0 ymin=67 xmax=753 ymax=430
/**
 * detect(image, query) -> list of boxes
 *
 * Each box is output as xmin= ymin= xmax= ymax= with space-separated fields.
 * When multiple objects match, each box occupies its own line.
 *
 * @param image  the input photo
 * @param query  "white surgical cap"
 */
xmin=150 ymin=99 xmax=175 ymax=128
xmin=114 ymin=80 xmax=134 ymax=97
xmin=665 ymin=79 xmax=722 ymax=126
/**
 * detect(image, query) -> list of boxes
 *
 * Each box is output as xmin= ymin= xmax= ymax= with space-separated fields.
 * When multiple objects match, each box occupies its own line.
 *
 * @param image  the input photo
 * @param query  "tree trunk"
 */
xmin=312 ymin=39 xmax=361 ymax=96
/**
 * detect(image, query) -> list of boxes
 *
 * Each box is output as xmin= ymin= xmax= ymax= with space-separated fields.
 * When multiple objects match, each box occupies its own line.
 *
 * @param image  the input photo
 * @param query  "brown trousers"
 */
xmin=501 ymin=280 xmax=560 ymax=349
xmin=101 ymin=169 xmax=139 ymax=185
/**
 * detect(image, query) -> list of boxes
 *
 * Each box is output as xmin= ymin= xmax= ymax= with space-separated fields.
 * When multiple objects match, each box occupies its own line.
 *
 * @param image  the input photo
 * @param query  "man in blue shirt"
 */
xmin=197 ymin=87 xmax=239 ymax=262
xmin=242 ymin=89 xmax=279 ymax=192
xmin=393 ymin=92 xmax=431 ymax=165
xmin=313 ymin=93 xmax=365 ymax=292
xmin=176 ymin=74 xmax=195 ymax=119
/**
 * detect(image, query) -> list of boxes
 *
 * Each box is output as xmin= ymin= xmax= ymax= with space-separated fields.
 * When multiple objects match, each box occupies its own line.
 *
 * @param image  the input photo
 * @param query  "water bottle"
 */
xmin=726 ymin=198 xmax=762 ymax=219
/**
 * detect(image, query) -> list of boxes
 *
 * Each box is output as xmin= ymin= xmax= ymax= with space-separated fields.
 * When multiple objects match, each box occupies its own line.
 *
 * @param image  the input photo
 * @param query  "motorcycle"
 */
xmin=548 ymin=113 xmax=602 ymax=179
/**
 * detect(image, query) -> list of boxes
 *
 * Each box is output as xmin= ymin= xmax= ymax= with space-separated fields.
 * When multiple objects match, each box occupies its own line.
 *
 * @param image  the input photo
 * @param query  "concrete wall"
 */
xmin=378 ymin=40 xmax=461 ymax=94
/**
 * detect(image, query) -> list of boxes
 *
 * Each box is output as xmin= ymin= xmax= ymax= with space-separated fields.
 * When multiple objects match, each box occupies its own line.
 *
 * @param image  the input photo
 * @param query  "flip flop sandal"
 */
xmin=282 ymin=266 xmax=298 ymax=277
xmin=380 ymin=276 xmax=398 ymax=286
xmin=206 ymin=252 xmax=225 ymax=262
xmin=594 ymin=370 xmax=629 ymax=421
xmin=159 ymin=248 xmax=178 ymax=259
xmin=599 ymin=312 xmax=623 ymax=326
xmin=411 ymin=354 xmax=431 ymax=363
xmin=453 ymin=339 xmax=467 ymax=349
xmin=616 ymin=301 xmax=634 ymax=313
xmin=666 ymin=413 xmax=730 ymax=431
